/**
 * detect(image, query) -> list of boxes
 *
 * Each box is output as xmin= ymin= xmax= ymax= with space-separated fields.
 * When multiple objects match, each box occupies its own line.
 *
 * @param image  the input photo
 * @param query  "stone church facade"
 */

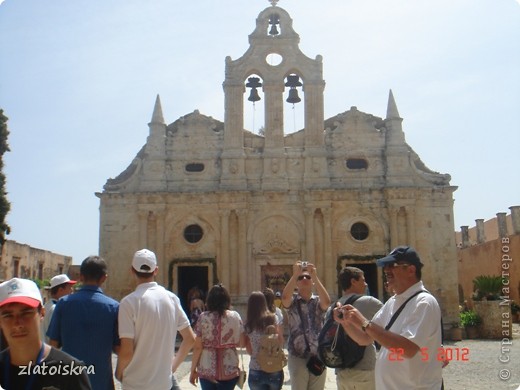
xmin=97 ymin=4 xmax=459 ymax=325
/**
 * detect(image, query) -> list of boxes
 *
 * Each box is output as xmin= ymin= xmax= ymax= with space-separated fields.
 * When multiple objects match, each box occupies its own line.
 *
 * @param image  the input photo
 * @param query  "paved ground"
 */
xmin=114 ymin=323 xmax=520 ymax=390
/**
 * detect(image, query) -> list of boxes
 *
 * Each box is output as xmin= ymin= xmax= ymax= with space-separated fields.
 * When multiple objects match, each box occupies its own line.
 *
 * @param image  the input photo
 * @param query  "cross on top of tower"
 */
xmin=269 ymin=0 xmax=279 ymax=6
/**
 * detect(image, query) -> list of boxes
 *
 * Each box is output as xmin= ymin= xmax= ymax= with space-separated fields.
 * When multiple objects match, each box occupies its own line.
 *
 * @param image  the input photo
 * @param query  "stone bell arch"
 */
xmin=220 ymin=3 xmax=329 ymax=191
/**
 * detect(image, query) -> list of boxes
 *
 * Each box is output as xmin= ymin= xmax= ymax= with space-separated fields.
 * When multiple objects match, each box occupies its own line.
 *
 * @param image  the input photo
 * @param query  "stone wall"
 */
xmin=457 ymin=210 xmax=520 ymax=305
xmin=0 ymin=240 xmax=73 ymax=282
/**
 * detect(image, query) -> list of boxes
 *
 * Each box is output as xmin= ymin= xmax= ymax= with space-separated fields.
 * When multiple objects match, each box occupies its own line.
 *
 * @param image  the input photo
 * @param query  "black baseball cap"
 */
xmin=376 ymin=246 xmax=423 ymax=267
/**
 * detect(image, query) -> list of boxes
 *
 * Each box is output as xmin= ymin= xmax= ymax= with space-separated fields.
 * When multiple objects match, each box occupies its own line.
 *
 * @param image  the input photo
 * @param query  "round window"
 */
xmin=350 ymin=222 xmax=369 ymax=241
xmin=266 ymin=53 xmax=283 ymax=66
xmin=184 ymin=224 xmax=203 ymax=244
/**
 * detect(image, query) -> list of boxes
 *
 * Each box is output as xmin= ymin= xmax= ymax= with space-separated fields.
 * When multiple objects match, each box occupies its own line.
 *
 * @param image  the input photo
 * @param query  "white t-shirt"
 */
xmin=372 ymin=281 xmax=443 ymax=390
xmin=274 ymin=307 xmax=283 ymax=325
xmin=42 ymin=299 xmax=57 ymax=342
xmin=118 ymin=282 xmax=190 ymax=390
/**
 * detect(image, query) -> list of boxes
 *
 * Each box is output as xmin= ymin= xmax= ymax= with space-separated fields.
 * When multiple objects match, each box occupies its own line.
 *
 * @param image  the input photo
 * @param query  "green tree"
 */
xmin=0 ymin=109 xmax=10 ymax=244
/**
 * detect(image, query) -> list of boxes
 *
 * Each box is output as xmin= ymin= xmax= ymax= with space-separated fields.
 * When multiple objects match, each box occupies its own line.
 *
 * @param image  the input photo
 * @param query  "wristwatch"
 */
xmin=361 ymin=319 xmax=371 ymax=332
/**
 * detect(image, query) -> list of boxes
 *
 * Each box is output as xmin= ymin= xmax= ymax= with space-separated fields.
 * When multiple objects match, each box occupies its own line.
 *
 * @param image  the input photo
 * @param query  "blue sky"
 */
xmin=0 ymin=0 xmax=519 ymax=264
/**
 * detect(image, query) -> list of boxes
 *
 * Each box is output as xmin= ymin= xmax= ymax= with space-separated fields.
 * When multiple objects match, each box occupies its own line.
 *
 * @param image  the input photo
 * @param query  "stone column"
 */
xmin=305 ymin=208 xmax=315 ymax=262
xmin=223 ymin=83 xmax=245 ymax=149
xmin=237 ymin=210 xmax=248 ymax=296
xmin=156 ymin=211 xmax=165 ymax=286
xmin=263 ymin=82 xmax=285 ymax=149
xmin=303 ymin=81 xmax=325 ymax=147
xmin=460 ymin=226 xmax=469 ymax=248
xmin=406 ymin=206 xmax=416 ymax=247
xmin=509 ymin=206 xmax=520 ymax=235
xmin=475 ymin=219 xmax=486 ymax=244
xmin=496 ymin=212 xmax=508 ymax=238
xmin=322 ymin=208 xmax=333 ymax=290
xmin=230 ymin=211 xmax=239 ymax=294
xmin=138 ymin=210 xmax=148 ymax=248
xmin=389 ymin=208 xmax=398 ymax=249
xmin=219 ymin=210 xmax=231 ymax=286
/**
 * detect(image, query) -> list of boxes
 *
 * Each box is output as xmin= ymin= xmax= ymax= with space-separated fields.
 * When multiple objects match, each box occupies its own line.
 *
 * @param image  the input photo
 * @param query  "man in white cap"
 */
xmin=43 ymin=273 xmax=77 ymax=341
xmin=0 ymin=277 xmax=91 ymax=389
xmin=116 ymin=248 xmax=195 ymax=390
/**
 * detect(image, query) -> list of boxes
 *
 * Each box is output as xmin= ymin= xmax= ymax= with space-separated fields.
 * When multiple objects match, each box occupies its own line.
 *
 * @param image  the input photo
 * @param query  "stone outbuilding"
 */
xmin=0 ymin=240 xmax=72 ymax=283
xmin=97 ymin=3 xmax=459 ymax=325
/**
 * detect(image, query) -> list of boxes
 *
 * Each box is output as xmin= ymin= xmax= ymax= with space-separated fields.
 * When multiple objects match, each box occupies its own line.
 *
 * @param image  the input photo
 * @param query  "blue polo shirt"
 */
xmin=47 ymin=285 xmax=120 ymax=390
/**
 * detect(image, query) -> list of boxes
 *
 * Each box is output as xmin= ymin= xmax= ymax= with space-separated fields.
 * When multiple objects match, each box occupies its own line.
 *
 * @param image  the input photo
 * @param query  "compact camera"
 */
xmin=301 ymin=261 xmax=308 ymax=268
xmin=337 ymin=307 xmax=349 ymax=319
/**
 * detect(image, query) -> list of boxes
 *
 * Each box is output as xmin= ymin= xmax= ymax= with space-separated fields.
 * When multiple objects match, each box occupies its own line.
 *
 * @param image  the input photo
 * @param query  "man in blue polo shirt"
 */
xmin=48 ymin=256 xmax=120 ymax=390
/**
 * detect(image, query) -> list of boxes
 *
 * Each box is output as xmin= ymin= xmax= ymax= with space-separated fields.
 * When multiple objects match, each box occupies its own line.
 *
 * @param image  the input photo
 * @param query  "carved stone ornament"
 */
xmin=254 ymin=235 xmax=299 ymax=254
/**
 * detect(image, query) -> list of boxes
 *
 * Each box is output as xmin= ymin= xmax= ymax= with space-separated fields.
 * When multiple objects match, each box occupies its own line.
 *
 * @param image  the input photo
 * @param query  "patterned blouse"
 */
xmin=195 ymin=310 xmax=244 ymax=381
xmin=286 ymin=294 xmax=326 ymax=358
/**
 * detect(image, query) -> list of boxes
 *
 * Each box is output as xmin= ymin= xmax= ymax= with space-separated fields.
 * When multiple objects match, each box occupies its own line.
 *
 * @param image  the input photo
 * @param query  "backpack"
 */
xmin=317 ymin=294 xmax=366 ymax=369
xmin=256 ymin=325 xmax=287 ymax=373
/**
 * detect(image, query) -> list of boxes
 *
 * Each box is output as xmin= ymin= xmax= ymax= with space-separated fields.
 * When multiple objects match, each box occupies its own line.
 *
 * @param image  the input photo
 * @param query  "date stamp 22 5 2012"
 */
xmin=387 ymin=347 xmax=469 ymax=362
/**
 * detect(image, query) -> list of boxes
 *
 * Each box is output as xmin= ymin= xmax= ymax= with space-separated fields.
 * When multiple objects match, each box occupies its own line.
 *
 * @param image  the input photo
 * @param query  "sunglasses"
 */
xmin=297 ymin=275 xmax=311 ymax=281
xmin=389 ymin=263 xmax=410 ymax=269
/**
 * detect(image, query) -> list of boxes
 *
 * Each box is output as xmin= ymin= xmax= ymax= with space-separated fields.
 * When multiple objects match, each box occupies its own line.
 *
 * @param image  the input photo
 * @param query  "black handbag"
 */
xmin=306 ymin=355 xmax=326 ymax=376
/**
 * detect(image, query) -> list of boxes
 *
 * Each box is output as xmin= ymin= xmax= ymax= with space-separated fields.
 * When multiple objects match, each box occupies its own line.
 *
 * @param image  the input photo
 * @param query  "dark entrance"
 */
xmin=350 ymin=262 xmax=378 ymax=298
xmin=178 ymin=266 xmax=209 ymax=315
xmin=337 ymin=259 xmax=379 ymax=299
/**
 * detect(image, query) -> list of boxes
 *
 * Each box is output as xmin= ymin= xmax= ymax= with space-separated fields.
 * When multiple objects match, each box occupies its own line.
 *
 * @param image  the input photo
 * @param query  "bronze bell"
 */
xmin=286 ymin=88 xmax=301 ymax=104
xmin=285 ymin=74 xmax=302 ymax=88
xmin=248 ymin=88 xmax=261 ymax=102
xmin=269 ymin=14 xmax=280 ymax=36
xmin=246 ymin=77 xmax=262 ymax=102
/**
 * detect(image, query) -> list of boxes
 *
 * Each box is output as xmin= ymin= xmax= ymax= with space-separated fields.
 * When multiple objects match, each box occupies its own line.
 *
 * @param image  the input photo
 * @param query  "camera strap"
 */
xmin=296 ymin=298 xmax=312 ymax=356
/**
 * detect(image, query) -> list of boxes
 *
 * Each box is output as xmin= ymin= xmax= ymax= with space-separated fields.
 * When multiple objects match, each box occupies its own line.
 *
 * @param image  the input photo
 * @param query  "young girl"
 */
xmin=245 ymin=291 xmax=284 ymax=390
xmin=190 ymin=284 xmax=245 ymax=390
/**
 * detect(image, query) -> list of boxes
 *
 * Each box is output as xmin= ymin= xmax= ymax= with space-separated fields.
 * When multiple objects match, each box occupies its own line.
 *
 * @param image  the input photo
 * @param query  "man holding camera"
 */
xmin=282 ymin=261 xmax=331 ymax=390
xmin=334 ymin=246 xmax=443 ymax=390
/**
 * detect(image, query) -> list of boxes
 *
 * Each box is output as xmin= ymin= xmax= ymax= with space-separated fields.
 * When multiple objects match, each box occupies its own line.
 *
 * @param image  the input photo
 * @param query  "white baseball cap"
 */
xmin=0 ymin=278 xmax=43 ymax=308
xmin=47 ymin=274 xmax=77 ymax=289
xmin=132 ymin=249 xmax=157 ymax=273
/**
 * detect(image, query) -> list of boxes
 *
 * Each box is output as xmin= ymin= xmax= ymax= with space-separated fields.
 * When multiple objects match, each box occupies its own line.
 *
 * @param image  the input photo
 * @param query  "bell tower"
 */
xmin=220 ymin=1 xmax=329 ymax=190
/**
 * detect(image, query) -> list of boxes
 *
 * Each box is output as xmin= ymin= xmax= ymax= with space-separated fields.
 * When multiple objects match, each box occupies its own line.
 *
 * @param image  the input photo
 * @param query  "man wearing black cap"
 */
xmin=334 ymin=246 xmax=443 ymax=390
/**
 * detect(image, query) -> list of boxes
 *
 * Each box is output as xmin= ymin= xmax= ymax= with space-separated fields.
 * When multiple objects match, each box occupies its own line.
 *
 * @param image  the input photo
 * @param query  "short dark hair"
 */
xmin=80 ymin=256 xmax=107 ymax=282
xmin=410 ymin=263 xmax=422 ymax=280
xmin=338 ymin=266 xmax=364 ymax=291
xmin=206 ymin=284 xmax=231 ymax=316
xmin=131 ymin=266 xmax=155 ymax=279
xmin=50 ymin=283 xmax=69 ymax=296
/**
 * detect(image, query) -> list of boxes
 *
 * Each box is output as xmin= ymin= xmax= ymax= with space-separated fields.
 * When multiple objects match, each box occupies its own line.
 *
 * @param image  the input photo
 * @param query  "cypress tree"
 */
xmin=0 ymin=109 xmax=11 ymax=244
